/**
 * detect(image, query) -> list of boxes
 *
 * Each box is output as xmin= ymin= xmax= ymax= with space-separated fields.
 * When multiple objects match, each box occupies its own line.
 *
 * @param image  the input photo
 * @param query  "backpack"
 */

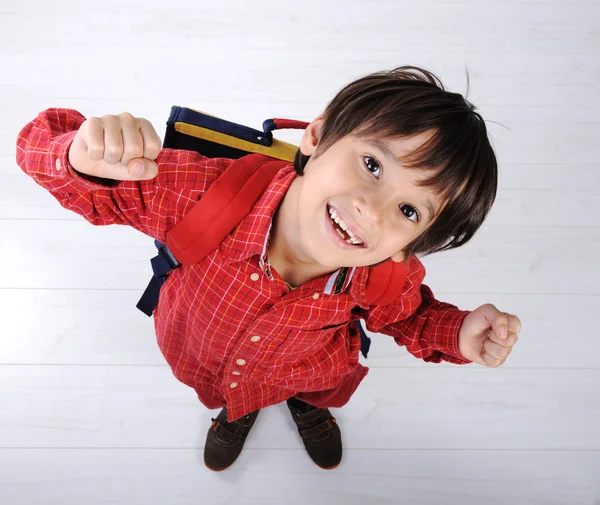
xmin=136 ymin=106 xmax=413 ymax=358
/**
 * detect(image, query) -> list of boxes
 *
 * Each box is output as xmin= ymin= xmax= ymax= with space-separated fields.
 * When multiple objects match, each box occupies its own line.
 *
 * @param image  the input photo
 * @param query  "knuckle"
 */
xmin=87 ymin=142 xmax=103 ymax=154
xmin=148 ymin=140 xmax=162 ymax=154
xmin=141 ymin=115 xmax=153 ymax=128
xmin=101 ymin=114 xmax=118 ymax=124
xmin=119 ymin=112 xmax=135 ymax=122
xmin=85 ymin=116 xmax=101 ymax=128
xmin=145 ymin=141 xmax=162 ymax=157
xmin=123 ymin=143 xmax=143 ymax=160
xmin=87 ymin=145 xmax=103 ymax=160
xmin=104 ymin=146 xmax=122 ymax=161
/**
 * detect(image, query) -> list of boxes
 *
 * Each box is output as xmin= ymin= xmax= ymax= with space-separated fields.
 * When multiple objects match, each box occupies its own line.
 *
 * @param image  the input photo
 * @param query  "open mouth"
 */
xmin=327 ymin=204 xmax=366 ymax=248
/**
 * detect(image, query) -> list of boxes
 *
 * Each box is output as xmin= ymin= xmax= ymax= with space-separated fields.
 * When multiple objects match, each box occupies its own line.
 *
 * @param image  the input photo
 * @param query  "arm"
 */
xmin=361 ymin=257 xmax=472 ymax=364
xmin=16 ymin=108 xmax=231 ymax=242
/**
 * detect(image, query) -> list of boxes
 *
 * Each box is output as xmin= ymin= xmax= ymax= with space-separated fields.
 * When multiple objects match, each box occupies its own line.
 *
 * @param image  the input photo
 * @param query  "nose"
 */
xmin=354 ymin=195 xmax=385 ymax=228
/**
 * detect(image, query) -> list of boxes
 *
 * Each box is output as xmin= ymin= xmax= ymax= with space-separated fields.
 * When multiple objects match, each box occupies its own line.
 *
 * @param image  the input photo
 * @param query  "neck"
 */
xmin=267 ymin=179 xmax=335 ymax=287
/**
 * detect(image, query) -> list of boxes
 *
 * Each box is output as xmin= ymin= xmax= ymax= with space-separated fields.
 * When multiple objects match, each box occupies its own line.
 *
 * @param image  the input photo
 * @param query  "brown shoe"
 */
xmin=203 ymin=408 xmax=260 ymax=471
xmin=286 ymin=397 xmax=342 ymax=469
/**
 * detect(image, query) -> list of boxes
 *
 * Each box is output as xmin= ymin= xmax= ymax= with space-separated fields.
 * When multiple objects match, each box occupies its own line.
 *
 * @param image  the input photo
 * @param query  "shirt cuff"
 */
xmin=50 ymin=130 xmax=121 ymax=189
xmin=426 ymin=309 xmax=472 ymax=364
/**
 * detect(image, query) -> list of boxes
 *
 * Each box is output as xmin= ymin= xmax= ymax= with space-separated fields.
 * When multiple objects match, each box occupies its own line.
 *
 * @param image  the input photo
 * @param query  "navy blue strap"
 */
xmin=356 ymin=320 xmax=371 ymax=359
xmin=136 ymin=241 xmax=180 ymax=317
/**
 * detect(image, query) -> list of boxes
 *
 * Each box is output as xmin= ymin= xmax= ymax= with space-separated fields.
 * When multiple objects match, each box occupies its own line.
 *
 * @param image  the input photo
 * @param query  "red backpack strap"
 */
xmin=166 ymin=154 xmax=289 ymax=264
xmin=363 ymin=255 xmax=422 ymax=306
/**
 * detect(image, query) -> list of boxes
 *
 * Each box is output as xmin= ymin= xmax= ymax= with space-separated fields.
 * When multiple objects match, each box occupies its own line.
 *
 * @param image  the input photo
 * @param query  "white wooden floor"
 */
xmin=2 ymin=1 xmax=599 ymax=504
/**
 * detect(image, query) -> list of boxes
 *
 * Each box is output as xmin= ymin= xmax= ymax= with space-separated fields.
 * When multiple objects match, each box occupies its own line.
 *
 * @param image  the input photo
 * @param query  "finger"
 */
xmin=120 ymin=121 xmax=144 ymax=167
xmin=81 ymin=118 xmax=105 ymax=162
xmin=483 ymin=338 xmax=512 ymax=360
xmin=469 ymin=354 xmax=487 ymax=367
xmin=505 ymin=314 xmax=522 ymax=334
xmin=491 ymin=313 xmax=509 ymax=340
xmin=487 ymin=330 xmax=518 ymax=348
xmin=102 ymin=116 xmax=124 ymax=165
xmin=139 ymin=119 xmax=162 ymax=160
xmin=482 ymin=351 xmax=505 ymax=368
xmin=126 ymin=158 xmax=158 ymax=180
xmin=478 ymin=304 xmax=508 ymax=340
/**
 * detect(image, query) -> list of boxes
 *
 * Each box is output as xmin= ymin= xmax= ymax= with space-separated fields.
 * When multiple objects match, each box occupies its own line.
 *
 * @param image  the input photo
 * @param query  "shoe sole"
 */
xmin=320 ymin=463 xmax=340 ymax=470
xmin=206 ymin=459 xmax=340 ymax=471
xmin=205 ymin=464 xmax=230 ymax=472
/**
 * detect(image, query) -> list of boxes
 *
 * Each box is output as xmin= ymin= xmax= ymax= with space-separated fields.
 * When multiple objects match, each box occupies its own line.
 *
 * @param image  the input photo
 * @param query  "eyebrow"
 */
xmin=366 ymin=138 xmax=437 ymax=223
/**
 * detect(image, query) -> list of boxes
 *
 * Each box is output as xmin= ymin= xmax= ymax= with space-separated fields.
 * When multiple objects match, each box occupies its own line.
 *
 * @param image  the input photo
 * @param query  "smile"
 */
xmin=326 ymin=204 xmax=367 ymax=248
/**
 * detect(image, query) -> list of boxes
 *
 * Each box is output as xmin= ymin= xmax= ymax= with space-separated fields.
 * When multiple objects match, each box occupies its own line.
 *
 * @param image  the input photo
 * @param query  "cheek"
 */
xmin=311 ymin=170 xmax=340 ymax=193
xmin=381 ymin=224 xmax=416 ymax=251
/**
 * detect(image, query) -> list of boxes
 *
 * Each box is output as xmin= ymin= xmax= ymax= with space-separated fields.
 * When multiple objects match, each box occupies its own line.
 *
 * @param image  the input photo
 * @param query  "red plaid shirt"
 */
xmin=17 ymin=109 xmax=471 ymax=421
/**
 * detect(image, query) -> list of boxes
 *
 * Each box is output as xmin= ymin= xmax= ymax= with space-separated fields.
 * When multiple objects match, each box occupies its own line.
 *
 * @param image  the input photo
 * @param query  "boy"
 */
xmin=16 ymin=66 xmax=521 ymax=472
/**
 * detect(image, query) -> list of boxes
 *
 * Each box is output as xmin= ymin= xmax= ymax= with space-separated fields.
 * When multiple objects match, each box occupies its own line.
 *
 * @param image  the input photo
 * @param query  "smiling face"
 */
xmin=269 ymin=118 xmax=446 ymax=277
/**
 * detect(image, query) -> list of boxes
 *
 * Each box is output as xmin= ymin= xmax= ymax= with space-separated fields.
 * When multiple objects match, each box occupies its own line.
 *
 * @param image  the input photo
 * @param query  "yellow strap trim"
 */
xmin=174 ymin=122 xmax=298 ymax=162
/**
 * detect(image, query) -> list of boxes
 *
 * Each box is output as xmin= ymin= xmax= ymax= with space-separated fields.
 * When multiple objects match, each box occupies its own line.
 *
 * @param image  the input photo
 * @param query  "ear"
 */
xmin=299 ymin=114 xmax=325 ymax=156
xmin=390 ymin=250 xmax=405 ymax=263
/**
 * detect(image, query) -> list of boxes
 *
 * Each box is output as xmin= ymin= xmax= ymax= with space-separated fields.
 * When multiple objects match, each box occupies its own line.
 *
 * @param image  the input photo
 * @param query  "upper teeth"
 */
xmin=328 ymin=206 xmax=364 ymax=245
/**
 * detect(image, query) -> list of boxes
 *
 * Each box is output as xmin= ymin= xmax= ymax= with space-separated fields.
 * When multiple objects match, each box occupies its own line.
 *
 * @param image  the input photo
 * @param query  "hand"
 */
xmin=68 ymin=112 xmax=161 ymax=181
xmin=458 ymin=304 xmax=521 ymax=367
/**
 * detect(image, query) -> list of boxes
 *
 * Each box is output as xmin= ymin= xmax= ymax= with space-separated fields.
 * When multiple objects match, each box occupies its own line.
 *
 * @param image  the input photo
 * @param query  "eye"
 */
xmin=400 ymin=204 xmax=420 ymax=223
xmin=364 ymin=156 xmax=381 ymax=178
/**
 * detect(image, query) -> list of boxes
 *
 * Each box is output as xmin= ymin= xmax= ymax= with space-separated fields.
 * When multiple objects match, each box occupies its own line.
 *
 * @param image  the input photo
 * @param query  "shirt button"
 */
xmin=232 ymin=371 xmax=241 ymax=376
xmin=236 ymin=359 xmax=246 ymax=366
xmin=312 ymin=292 xmax=320 ymax=300
xmin=230 ymin=382 xmax=238 ymax=389
xmin=250 ymin=273 xmax=260 ymax=281
xmin=55 ymin=158 xmax=62 ymax=171
xmin=250 ymin=335 xmax=261 ymax=343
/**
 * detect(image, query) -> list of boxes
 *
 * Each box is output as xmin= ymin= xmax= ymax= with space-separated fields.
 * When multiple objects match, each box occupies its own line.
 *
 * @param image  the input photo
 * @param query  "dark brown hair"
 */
xmin=294 ymin=66 xmax=498 ymax=258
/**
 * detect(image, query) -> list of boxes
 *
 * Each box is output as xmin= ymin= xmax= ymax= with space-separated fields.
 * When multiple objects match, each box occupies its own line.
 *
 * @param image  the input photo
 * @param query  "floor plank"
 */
xmin=3 ymin=0 xmax=599 ymax=56
xmin=1 ymin=448 xmax=598 ymax=505
xmin=1 ymin=366 xmax=597 ymax=451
